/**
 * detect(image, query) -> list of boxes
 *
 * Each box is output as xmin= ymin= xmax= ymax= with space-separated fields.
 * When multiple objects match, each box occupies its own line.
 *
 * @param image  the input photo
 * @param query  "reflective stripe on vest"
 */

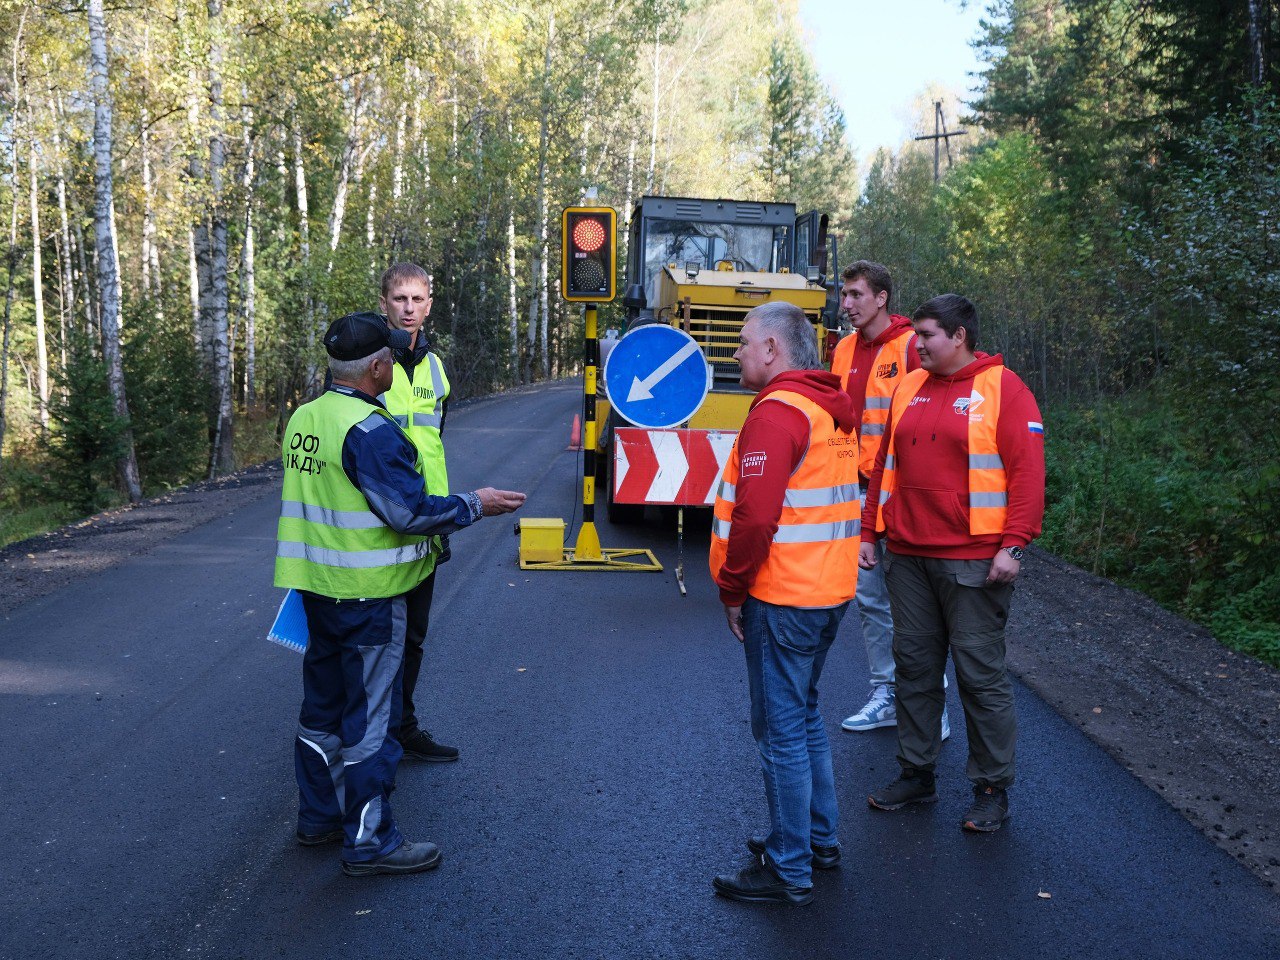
xmin=829 ymin=326 xmax=915 ymax=477
xmin=708 ymin=391 xmax=861 ymax=608
xmin=874 ymin=365 xmax=1009 ymax=537
xmin=380 ymin=351 xmax=451 ymax=496
xmin=274 ymin=390 xmax=435 ymax=599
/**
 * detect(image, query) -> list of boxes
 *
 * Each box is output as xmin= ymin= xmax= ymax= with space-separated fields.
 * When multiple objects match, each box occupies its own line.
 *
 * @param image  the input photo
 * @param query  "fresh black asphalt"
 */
xmin=2 ymin=380 xmax=1277 ymax=959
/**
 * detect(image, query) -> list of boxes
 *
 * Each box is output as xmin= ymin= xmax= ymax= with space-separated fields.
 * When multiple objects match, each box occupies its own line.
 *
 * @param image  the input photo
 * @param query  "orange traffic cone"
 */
xmin=566 ymin=414 xmax=582 ymax=451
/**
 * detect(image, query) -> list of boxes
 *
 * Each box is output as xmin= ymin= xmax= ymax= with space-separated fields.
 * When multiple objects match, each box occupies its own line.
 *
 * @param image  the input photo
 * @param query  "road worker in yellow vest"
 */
xmin=828 ymin=260 xmax=951 ymax=742
xmin=708 ymin=301 xmax=861 ymax=906
xmin=377 ymin=262 xmax=458 ymax=763
xmin=861 ymin=294 xmax=1044 ymax=833
xmin=276 ymin=312 xmax=524 ymax=876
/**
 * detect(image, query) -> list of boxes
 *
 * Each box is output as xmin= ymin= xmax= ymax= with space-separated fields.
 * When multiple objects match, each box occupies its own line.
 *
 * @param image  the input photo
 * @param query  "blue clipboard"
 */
xmin=267 ymin=589 xmax=309 ymax=654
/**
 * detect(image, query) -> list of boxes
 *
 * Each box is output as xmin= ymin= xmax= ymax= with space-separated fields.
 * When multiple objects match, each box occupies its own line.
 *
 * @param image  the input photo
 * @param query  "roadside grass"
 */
xmin=1 ymin=405 xmax=282 ymax=552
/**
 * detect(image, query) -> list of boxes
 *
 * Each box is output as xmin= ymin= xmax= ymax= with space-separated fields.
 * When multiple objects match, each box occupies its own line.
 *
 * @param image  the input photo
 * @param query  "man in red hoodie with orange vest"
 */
xmin=862 ymin=294 xmax=1044 ymax=833
xmin=828 ymin=261 xmax=949 ymax=742
xmin=709 ymin=301 xmax=861 ymax=906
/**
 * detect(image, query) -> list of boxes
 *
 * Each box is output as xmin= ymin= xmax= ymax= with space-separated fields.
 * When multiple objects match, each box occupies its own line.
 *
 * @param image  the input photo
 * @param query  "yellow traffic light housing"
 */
xmin=561 ymin=206 xmax=617 ymax=302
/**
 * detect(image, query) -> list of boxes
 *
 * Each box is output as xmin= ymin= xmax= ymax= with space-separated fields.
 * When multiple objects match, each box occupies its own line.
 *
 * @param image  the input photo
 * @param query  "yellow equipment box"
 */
xmin=516 ymin=518 xmax=566 ymax=564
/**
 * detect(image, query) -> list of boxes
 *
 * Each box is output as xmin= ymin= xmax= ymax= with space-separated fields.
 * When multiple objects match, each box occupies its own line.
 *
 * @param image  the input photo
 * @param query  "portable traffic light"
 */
xmin=561 ymin=206 xmax=617 ymax=302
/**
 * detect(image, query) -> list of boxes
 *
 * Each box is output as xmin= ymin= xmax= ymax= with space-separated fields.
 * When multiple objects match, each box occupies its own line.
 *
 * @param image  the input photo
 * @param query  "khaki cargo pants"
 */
xmin=883 ymin=550 xmax=1017 ymax=789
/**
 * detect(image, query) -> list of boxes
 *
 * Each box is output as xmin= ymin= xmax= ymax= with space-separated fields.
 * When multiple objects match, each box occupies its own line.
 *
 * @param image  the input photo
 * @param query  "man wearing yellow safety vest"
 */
xmin=709 ymin=301 xmax=861 ymax=906
xmin=861 ymin=294 xmax=1044 ymax=833
xmin=828 ymin=261 xmax=951 ymax=742
xmin=276 ymin=312 xmax=525 ymax=876
xmin=377 ymin=263 xmax=458 ymax=763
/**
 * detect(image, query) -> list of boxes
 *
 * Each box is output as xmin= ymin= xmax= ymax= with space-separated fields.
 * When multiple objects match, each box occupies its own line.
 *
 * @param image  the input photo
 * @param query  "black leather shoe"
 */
xmin=400 ymin=728 xmax=460 ymax=763
xmin=746 ymin=836 xmax=840 ymax=869
xmin=296 ymin=827 xmax=343 ymax=847
xmin=713 ymin=854 xmax=813 ymax=906
xmin=341 ymin=839 xmax=443 ymax=877
xmin=962 ymin=785 xmax=1010 ymax=832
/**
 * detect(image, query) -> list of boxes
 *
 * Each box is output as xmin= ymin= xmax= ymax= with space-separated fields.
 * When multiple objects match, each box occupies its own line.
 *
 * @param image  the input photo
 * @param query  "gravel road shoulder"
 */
xmin=2 ymin=458 xmax=1276 ymax=892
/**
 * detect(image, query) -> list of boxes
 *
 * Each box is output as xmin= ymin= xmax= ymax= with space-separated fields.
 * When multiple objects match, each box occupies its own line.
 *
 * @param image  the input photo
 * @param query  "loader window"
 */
xmin=641 ymin=220 xmax=782 ymax=305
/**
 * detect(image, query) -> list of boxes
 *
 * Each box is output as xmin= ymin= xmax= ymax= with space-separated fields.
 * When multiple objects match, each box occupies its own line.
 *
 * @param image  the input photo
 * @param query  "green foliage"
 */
xmin=122 ymin=305 xmax=210 ymax=489
xmin=42 ymin=336 xmax=131 ymax=516
xmin=1042 ymin=393 xmax=1279 ymax=667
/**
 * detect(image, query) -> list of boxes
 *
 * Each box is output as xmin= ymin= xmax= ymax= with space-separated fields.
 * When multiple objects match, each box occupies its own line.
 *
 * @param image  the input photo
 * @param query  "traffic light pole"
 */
xmin=573 ymin=302 xmax=604 ymax=561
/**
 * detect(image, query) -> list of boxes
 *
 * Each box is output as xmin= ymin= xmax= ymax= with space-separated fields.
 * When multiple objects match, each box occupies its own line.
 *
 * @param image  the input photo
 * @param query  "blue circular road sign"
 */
xmin=604 ymin=325 xmax=711 ymax=429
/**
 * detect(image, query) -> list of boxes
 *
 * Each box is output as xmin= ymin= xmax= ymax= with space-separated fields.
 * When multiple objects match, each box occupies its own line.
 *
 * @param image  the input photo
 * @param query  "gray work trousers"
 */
xmin=883 ymin=550 xmax=1017 ymax=789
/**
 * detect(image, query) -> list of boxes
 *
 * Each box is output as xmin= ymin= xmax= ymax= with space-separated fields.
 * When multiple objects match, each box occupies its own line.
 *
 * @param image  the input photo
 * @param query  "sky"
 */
xmin=796 ymin=0 xmax=990 ymax=167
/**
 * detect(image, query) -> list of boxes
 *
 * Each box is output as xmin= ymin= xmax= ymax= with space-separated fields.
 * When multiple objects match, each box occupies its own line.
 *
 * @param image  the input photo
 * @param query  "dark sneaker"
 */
xmin=962 ymin=785 xmax=1010 ymax=833
xmin=296 ymin=827 xmax=344 ymax=847
xmin=746 ymin=836 xmax=840 ymax=870
xmin=868 ymin=771 xmax=938 ymax=811
xmin=400 ymin=728 xmax=459 ymax=763
xmin=713 ymin=854 xmax=813 ymax=906
xmin=341 ymin=839 xmax=443 ymax=877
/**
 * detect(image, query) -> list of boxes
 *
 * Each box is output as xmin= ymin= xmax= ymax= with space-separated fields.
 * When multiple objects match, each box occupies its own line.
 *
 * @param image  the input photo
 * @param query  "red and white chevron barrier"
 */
xmin=613 ymin=428 xmax=737 ymax=506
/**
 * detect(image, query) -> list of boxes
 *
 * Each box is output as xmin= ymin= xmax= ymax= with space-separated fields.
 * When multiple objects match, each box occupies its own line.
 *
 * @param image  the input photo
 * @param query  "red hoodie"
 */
xmin=860 ymin=354 xmax=1045 ymax=560
xmin=830 ymin=314 xmax=921 ymax=425
xmin=715 ymin=369 xmax=857 ymax=606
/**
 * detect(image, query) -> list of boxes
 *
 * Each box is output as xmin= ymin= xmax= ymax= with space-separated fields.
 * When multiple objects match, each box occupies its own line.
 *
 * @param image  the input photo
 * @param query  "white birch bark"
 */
xmin=44 ymin=70 xmax=75 ymax=345
xmin=29 ymin=123 xmax=48 ymax=434
xmin=240 ymin=93 xmax=256 ymax=406
xmin=507 ymin=200 xmax=518 ymax=381
xmin=87 ymin=0 xmax=142 ymax=501
xmin=0 ymin=14 xmax=23 ymax=469
xmin=647 ymin=24 xmax=660 ymax=191
xmin=326 ymin=79 xmax=364 ymax=271
xmin=205 ymin=0 xmax=233 ymax=476
xmin=533 ymin=8 xmax=554 ymax=379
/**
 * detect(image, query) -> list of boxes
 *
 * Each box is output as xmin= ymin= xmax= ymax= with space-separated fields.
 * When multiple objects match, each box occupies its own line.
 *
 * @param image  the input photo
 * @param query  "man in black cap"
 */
xmin=275 ymin=312 xmax=525 ymax=877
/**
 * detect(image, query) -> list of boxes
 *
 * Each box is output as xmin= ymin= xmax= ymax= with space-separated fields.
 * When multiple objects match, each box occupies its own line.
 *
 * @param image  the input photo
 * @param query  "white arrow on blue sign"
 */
xmin=604 ymin=324 xmax=711 ymax=429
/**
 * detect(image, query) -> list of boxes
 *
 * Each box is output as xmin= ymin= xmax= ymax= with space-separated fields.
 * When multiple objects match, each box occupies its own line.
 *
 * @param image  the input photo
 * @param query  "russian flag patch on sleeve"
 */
xmin=1028 ymin=421 xmax=1044 ymax=435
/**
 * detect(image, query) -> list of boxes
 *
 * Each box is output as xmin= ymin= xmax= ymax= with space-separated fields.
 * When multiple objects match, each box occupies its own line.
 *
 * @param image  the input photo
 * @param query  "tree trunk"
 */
xmin=292 ymin=109 xmax=316 ymax=387
xmin=533 ymin=7 xmax=554 ymax=379
xmin=205 ymin=0 xmax=233 ymax=477
xmin=240 ymin=92 xmax=256 ymax=407
xmin=1247 ymin=0 xmax=1267 ymax=85
xmin=507 ymin=199 xmax=519 ymax=381
xmin=326 ymin=78 xmax=364 ymax=272
xmin=647 ymin=23 xmax=660 ymax=191
xmin=29 ymin=120 xmax=49 ymax=435
xmin=87 ymin=0 xmax=142 ymax=501
xmin=0 ymin=15 xmax=23 ymax=471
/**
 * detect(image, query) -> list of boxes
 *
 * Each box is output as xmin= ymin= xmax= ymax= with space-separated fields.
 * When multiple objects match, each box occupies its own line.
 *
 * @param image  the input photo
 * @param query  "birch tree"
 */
xmin=87 ymin=0 xmax=142 ymax=501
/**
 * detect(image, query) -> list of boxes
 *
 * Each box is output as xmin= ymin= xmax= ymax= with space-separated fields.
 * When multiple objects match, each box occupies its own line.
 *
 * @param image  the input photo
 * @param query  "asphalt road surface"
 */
xmin=2 ymin=380 xmax=1277 ymax=960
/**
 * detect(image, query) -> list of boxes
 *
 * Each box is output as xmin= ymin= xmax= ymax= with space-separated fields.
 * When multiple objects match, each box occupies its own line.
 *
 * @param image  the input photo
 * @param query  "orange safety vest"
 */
xmin=708 ymin=390 xmax=861 ymax=608
xmin=874 ymin=366 xmax=1008 ymax=537
xmin=829 ymin=327 xmax=916 ymax=477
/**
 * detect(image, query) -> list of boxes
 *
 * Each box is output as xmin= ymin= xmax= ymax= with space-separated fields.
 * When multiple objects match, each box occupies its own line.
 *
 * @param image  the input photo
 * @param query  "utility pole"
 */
xmin=914 ymin=100 xmax=968 ymax=182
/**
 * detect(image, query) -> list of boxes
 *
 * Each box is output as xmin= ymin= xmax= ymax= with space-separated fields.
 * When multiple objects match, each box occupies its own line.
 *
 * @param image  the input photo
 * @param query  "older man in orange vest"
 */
xmin=829 ymin=261 xmax=950 ymax=741
xmin=861 ymin=294 xmax=1044 ymax=833
xmin=709 ymin=301 xmax=861 ymax=906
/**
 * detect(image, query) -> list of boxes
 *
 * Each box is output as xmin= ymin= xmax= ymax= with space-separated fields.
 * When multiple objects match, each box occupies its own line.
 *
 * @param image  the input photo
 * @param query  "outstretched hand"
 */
xmin=476 ymin=487 xmax=527 ymax=516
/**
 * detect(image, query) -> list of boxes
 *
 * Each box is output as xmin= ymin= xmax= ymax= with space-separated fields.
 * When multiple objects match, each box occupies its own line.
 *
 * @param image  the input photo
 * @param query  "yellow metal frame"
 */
xmin=520 ymin=547 xmax=662 ymax=572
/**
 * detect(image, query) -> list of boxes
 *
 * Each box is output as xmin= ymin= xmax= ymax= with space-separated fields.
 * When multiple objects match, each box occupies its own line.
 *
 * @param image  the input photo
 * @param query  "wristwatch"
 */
xmin=1004 ymin=545 xmax=1025 ymax=562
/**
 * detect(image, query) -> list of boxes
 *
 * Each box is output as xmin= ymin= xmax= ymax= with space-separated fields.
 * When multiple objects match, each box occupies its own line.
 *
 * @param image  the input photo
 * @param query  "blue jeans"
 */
xmin=742 ymin=596 xmax=849 ymax=887
xmin=856 ymin=537 xmax=895 ymax=691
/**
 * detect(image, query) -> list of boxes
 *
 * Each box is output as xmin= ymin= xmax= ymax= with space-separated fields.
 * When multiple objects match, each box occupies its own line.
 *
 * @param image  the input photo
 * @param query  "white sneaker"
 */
xmin=941 ymin=707 xmax=951 ymax=742
xmin=842 ymin=685 xmax=896 ymax=731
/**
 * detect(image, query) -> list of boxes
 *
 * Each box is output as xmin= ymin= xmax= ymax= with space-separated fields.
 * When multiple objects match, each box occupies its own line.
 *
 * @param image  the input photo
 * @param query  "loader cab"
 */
xmin=622 ymin=196 xmax=837 ymax=328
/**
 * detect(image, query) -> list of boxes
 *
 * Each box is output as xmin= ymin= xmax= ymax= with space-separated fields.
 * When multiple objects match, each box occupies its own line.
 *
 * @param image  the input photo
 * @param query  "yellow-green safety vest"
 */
xmin=275 ymin=390 xmax=436 ymax=599
xmin=380 ymin=352 xmax=451 ymax=496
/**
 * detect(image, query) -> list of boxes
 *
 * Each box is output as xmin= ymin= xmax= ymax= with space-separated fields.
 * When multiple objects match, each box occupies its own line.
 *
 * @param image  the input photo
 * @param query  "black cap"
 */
xmin=323 ymin=312 xmax=412 ymax=361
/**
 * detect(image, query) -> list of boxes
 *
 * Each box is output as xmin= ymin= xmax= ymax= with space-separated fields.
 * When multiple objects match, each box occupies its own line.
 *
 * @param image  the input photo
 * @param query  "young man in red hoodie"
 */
xmin=861 ymin=294 xmax=1044 ymax=832
xmin=709 ymin=301 xmax=861 ymax=905
xmin=829 ymin=261 xmax=950 ymax=742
